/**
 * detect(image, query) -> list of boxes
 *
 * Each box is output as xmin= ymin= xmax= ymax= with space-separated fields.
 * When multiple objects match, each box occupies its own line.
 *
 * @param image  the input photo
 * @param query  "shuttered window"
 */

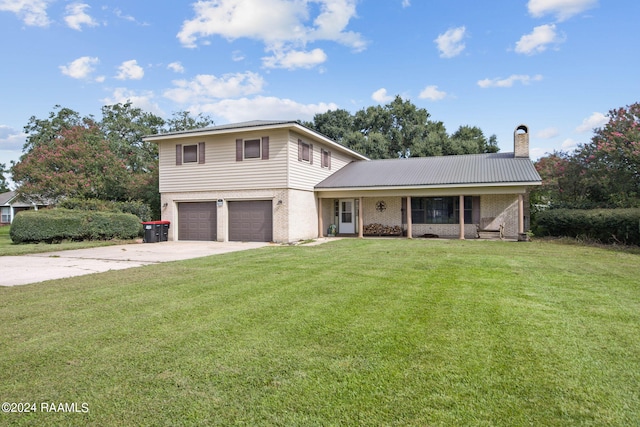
xmin=177 ymin=143 xmax=205 ymax=165
xmin=298 ymin=139 xmax=313 ymax=163
xmin=237 ymin=136 xmax=269 ymax=161
xmin=321 ymin=149 xmax=331 ymax=169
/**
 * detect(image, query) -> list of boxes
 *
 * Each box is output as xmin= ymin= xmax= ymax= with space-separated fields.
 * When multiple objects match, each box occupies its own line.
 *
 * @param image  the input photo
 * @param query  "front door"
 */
xmin=339 ymin=199 xmax=355 ymax=234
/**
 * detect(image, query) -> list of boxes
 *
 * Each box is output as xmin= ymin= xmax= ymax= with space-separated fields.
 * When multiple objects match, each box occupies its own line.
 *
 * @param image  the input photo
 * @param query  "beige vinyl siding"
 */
xmin=159 ymin=129 xmax=289 ymax=193
xmin=287 ymin=131 xmax=355 ymax=191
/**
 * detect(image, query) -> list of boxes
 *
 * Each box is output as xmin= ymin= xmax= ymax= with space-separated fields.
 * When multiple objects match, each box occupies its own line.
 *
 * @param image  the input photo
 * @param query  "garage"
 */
xmin=228 ymin=200 xmax=273 ymax=242
xmin=177 ymin=202 xmax=217 ymax=241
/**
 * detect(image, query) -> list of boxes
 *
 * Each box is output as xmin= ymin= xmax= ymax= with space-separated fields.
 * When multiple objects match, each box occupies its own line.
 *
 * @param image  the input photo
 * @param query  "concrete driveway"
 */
xmin=0 ymin=241 xmax=270 ymax=287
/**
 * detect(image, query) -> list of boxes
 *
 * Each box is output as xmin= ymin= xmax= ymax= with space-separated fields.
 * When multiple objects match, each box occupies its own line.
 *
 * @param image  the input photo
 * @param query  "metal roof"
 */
xmin=315 ymin=152 xmax=541 ymax=189
xmin=145 ymin=120 xmax=299 ymax=139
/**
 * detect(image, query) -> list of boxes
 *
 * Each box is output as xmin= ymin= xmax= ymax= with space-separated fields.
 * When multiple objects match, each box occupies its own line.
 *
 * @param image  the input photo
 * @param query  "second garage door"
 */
xmin=178 ymin=202 xmax=217 ymax=241
xmin=228 ymin=201 xmax=273 ymax=242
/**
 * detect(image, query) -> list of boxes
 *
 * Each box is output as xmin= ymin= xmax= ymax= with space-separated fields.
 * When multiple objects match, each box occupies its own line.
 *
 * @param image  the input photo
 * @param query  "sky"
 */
xmin=1 ymin=0 xmax=638 ymax=185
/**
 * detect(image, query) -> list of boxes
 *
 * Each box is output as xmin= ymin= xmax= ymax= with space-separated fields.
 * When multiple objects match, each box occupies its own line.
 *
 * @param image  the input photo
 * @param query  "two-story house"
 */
xmin=144 ymin=121 xmax=541 ymax=243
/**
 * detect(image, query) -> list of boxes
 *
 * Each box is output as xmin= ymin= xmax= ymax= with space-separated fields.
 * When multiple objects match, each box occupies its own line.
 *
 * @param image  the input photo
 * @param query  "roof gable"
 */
xmin=315 ymin=152 xmax=541 ymax=189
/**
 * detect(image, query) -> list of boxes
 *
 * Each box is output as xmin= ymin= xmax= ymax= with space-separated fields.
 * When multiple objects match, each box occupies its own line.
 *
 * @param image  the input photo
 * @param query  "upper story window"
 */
xmin=236 ymin=137 xmax=269 ymax=161
xmin=244 ymin=139 xmax=261 ymax=159
xmin=298 ymin=139 xmax=313 ymax=164
xmin=176 ymin=142 xmax=205 ymax=165
xmin=321 ymin=149 xmax=331 ymax=169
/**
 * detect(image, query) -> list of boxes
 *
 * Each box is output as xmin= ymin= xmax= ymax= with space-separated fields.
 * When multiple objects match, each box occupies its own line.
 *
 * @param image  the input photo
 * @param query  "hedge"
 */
xmin=534 ymin=208 xmax=640 ymax=245
xmin=58 ymin=198 xmax=152 ymax=222
xmin=10 ymin=208 xmax=141 ymax=243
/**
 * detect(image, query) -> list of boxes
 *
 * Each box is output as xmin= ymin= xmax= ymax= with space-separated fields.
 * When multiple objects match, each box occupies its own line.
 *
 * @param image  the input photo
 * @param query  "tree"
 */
xmin=0 ymin=163 xmax=10 ymax=193
xmin=99 ymin=102 xmax=165 ymax=173
xmin=22 ymin=105 xmax=88 ymax=154
xmin=533 ymin=102 xmax=640 ymax=209
xmin=305 ymin=96 xmax=498 ymax=159
xmin=12 ymin=123 xmax=130 ymax=203
xmin=165 ymin=111 xmax=215 ymax=133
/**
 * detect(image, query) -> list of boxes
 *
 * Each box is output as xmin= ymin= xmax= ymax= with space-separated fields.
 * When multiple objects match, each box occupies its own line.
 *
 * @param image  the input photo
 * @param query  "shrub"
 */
xmin=10 ymin=208 xmax=141 ymax=243
xmin=534 ymin=208 xmax=640 ymax=245
xmin=58 ymin=198 xmax=152 ymax=222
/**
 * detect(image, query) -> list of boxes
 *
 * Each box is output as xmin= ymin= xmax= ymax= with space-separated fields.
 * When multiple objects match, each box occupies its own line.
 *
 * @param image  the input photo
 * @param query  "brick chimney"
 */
xmin=514 ymin=124 xmax=529 ymax=158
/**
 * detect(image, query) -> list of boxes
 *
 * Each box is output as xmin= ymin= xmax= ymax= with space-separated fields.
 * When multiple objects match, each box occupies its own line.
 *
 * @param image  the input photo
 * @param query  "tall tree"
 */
xmin=22 ymin=105 xmax=88 ymax=155
xmin=99 ymin=102 xmax=165 ymax=173
xmin=0 ymin=163 xmax=10 ymax=193
xmin=12 ymin=123 xmax=130 ymax=203
xmin=165 ymin=111 xmax=215 ymax=133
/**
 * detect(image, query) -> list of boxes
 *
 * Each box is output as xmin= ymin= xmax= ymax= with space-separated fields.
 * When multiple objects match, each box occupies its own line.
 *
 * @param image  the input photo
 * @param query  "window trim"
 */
xmin=236 ymin=136 xmax=269 ymax=161
xmin=183 ymin=144 xmax=198 ymax=163
xmin=243 ymin=138 xmax=262 ymax=159
xmin=1 ymin=206 xmax=10 ymax=223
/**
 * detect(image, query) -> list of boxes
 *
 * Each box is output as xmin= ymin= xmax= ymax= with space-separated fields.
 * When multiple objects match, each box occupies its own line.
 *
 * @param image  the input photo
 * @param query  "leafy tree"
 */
xmin=12 ymin=123 xmax=130 ymax=204
xmin=22 ymin=105 xmax=89 ymax=154
xmin=305 ymin=96 xmax=497 ymax=159
xmin=0 ymin=163 xmax=10 ymax=193
xmin=533 ymin=102 xmax=640 ymax=209
xmin=99 ymin=102 xmax=165 ymax=173
xmin=166 ymin=111 xmax=215 ymax=133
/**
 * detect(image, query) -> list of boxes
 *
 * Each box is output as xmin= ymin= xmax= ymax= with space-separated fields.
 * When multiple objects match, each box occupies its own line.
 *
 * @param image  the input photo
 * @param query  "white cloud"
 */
xmin=536 ymin=127 xmax=559 ymax=139
xmin=434 ymin=26 xmax=466 ymax=58
xmin=115 ymin=60 xmax=144 ymax=80
xmin=59 ymin=56 xmax=99 ymax=80
xmin=163 ymin=72 xmax=265 ymax=104
xmin=263 ymin=48 xmax=327 ymax=70
xmin=528 ymin=0 xmax=598 ymax=21
xmin=232 ymin=50 xmax=245 ymax=61
xmin=575 ymin=112 xmax=607 ymax=133
xmin=102 ymin=88 xmax=163 ymax=116
xmin=561 ymin=138 xmax=578 ymax=150
xmin=477 ymin=74 xmax=543 ymax=88
xmin=194 ymin=96 xmax=339 ymax=123
xmin=0 ymin=0 xmax=51 ymax=27
xmin=401 ymin=0 xmax=411 ymax=7
xmin=64 ymin=3 xmax=98 ymax=31
xmin=0 ymin=125 xmax=26 ymax=151
xmin=419 ymin=85 xmax=447 ymax=101
xmin=371 ymin=88 xmax=393 ymax=103
xmin=515 ymin=24 xmax=564 ymax=55
xmin=168 ymin=62 xmax=185 ymax=73
xmin=177 ymin=0 xmax=365 ymax=69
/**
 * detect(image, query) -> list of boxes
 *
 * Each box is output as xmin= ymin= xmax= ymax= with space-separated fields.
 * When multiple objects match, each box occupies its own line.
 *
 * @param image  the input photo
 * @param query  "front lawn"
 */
xmin=0 ymin=226 xmax=138 ymax=256
xmin=1 ymin=239 xmax=638 ymax=426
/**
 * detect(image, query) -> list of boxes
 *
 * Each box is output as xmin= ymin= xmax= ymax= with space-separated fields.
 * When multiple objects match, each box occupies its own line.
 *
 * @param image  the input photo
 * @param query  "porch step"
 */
xmin=478 ymin=230 xmax=503 ymax=240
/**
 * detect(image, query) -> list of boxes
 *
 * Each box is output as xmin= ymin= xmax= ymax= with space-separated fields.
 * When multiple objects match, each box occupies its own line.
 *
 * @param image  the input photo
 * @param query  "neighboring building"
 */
xmin=144 ymin=121 xmax=541 ymax=243
xmin=0 ymin=191 xmax=47 ymax=226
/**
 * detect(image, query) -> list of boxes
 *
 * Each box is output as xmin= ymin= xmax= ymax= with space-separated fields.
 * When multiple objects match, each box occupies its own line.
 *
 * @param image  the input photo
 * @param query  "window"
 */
xmin=1 ymin=207 xmax=10 ymax=223
xmin=176 ymin=142 xmax=205 ymax=165
xmin=244 ymin=139 xmax=261 ymax=159
xmin=298 ymin=139 xmax=313 ymax=164
xmin=183 ymin=145 xmax=198 ymax=163
xmin=411 ymin=196 xmax=473 ymax=224
xmin=236 ymin=137 xmax=269 ymax=161
xmin=321 ymin=149 xmax=331 ymax=169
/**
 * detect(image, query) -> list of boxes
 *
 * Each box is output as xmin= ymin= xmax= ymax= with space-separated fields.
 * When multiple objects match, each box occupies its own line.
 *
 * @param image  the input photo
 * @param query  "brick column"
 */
xmin=459 ymin=195 xmax=465 ymax=240
xmin=406 ymin=196 xmax=413 ymax=239
xmin=518 ymin=194 xmax=524 ymax=234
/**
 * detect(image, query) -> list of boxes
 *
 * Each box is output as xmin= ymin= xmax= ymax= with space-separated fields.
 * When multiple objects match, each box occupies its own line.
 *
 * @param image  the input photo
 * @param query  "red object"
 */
xmin=141 ymin=221 xmax=170 ymax=225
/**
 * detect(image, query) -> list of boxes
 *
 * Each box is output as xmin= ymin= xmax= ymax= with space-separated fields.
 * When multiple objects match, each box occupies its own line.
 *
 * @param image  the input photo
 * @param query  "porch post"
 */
xmin=358 ymin=197 xmax=364 ymax=238
xmin=518 ymin=194 xmax=524 ymax=234
xmin=459 ymin=195 xmax=465 ymax=240
xmin=318 ymin=197 xmax=323 ymax=238
xmin=406 ymin=196 xmax=413 ymax=239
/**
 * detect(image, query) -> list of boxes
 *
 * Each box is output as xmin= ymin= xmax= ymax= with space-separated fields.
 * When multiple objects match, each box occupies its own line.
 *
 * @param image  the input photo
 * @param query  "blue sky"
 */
xmin=1 ymin=0 xmax=638 ymax=178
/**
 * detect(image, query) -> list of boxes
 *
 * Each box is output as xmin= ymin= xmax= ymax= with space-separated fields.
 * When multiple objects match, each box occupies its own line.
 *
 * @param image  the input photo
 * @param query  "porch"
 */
xmin=317 ymin=193 xmax=528 ymax=240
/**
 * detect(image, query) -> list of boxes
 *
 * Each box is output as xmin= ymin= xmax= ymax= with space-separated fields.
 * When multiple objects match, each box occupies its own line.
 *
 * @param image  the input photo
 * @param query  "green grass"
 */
xmin=1 ymin=239 xmax=639 ymax=426
xmin=0 ymin=226 xmax=138 ymax=256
